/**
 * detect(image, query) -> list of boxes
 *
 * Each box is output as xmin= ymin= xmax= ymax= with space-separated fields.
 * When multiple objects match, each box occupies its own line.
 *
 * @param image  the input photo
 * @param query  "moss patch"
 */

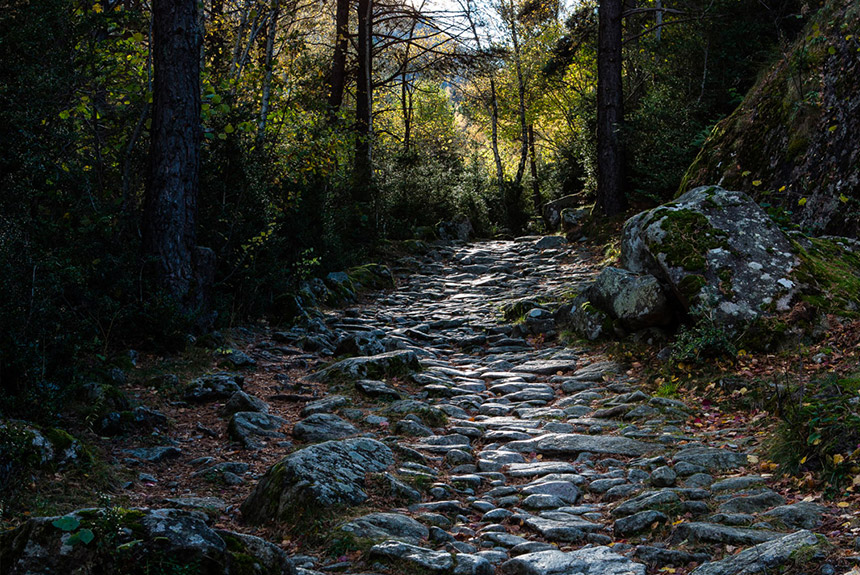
xmin=791 ymin=237 xmax=860 ymax=317
xmin=650 ymin=209 xmax=728 ymax=272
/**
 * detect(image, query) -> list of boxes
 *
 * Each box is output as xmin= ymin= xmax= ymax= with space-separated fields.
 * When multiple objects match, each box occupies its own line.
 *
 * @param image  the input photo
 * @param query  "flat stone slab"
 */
xmin=691 ymin=530 xmax=819 ymax=575
xmin=671 ymin=522 xmax=784 ymax=545
xmin=673 ymin=447 xmax=748 ymax=470
xmin=513 ymin=360 xmax=579 ymax=375
xmin=308 ymin=350 xmax=421 ymax=382
xmin=369 ymin=541 xmax=453 ymax=572
xmin=339 ymin=513 xmax=428 ymax=543
xmin=507 ymin=433 xmax=656 ymax=457
xmin=506 ymin=462 xmax=578 ymax=477
xmin=500 ymin=547 xmax=646 ymax=575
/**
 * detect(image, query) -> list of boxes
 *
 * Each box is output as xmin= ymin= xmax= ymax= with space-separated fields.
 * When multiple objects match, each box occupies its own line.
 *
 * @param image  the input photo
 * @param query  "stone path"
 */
xmin=246 ymin=237 xmax=833 ymax=575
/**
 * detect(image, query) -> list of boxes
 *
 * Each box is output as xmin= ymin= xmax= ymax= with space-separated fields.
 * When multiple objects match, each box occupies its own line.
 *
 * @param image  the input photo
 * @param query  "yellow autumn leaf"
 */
xmin=752 ymin=180 xmax=762 ymax=186
xmin=798 ymin=197 xmax=808 ymax=206
xmin=800 ymin=456 xmax=808 ymax=464
xmin=837 ymin=501 xmax=851 ymax=508
xmin=742 ymin=170 xmax=751 ymax=177
xmin=778 ymin=185 xmax=787 ymax=192
xmin=829 ymin=125 xmax=838 ymax=132
xmin=840 ymin=194 xmax=850 ymax=203
xmin=834 ymin=454 xmax=845 ymax=465
xmin=748 ymin=455 xmax=760 ymax=464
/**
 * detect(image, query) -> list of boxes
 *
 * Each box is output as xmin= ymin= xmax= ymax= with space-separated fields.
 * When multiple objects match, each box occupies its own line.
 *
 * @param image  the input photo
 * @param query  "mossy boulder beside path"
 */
xmin=621 ymin=185 xmax=800 ymax=332
xmin=566 ymin=185 xmax=860 ymax=342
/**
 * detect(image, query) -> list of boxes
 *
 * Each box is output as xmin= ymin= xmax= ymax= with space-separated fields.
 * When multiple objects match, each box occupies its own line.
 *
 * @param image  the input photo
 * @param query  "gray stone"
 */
xmin=717 ymin=490 xmax=785 ymax=514
xmin=612 ymin=490 xmax=681 ymax=518
xmin=454 ymin=553 xmax=494 ymax=575
xmin=183 ymin=373 xmax=244 ymax=402
xmin=507 ymin=433 xmax=655 ymax=457
xmin=634 ymin=546 xmax=711 ymax=567
xmin=690 ymin=530 xmax=820 ymax=575
xmin=614 ymin=510 xmax=668 ymax=537
xmin=500 ymin=547 xmax=646 ymax=575
xmin=620 ymin=187 xmax=800 ymax=333
xmin=369 ymin=540 xmax=453 ymax=572
xmin=355 ymin=379 xmax=402 ymax=400
xmin=650 ymin=466 xmax=677 ymax=487
xmin=309 ymin=350 xmax=421 ymax=382
xmin=561 ymin=294 xmax=610 ymax=341
xmin=673 ymin=447 xmax=748 ymax=470
xmin=292 ymin=413 xmax=358 ymax=442
xmin=301 ymin=395 xmax=350 ymax=416
xmin=339 ymin=513 xmax=429 ymax=543
xmin=761 ymin=502 xmax=826 ymax=530
xmin=241 ymin=438 xmax=394 ymax=523
xmin=521 ymin=481 xmax=581 ymax=504
xmin=228 ymin=411 xmax=288 ymax=449
xmin=671 ymin=522 xmax=784 ymax=545
xmin=588 ymin=268 xmax=673 ymax=330
xmin=535 ymin=236 xmax=567 ymax=250
xmin=222 ymin=391 xmax=269 ymax=417
xmin=124 ymin=446 xmax=181 ymax=463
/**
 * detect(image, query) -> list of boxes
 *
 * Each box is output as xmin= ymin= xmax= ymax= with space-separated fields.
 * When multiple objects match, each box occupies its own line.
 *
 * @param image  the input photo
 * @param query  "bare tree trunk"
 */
xmin=352 ymin=0 xmax=373 ymax=201
xmin=528 ymin=124 xmax=542 ymax=224
xmin=509 ymin=6 xmax=528 ymax=188
xmin=327 ymin=0 xmax=349 ymax=116
xmin=144 ymin=0 xmax=210 ymax=312
xmin=489 ymin=77 xmax=505 ymax=186
xmin=596 ymin=0 xmax=627 ymax=216
xmin=257 ymin=0 xmax=280 ymax=141
xmin=401 ymin=75 xmax=413 ymax=153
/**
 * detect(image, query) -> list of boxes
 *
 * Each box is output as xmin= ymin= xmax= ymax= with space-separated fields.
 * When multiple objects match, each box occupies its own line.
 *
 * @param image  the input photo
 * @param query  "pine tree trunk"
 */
xmin=353 ymin=0 xmax=373 ymax=200
xmin=144 ymin=0 xmax=204 ymax=310
xmin=596 ymin=0 xmax=627 ymax=216
xmin=327 ymin=0 xmax=349 ymax=116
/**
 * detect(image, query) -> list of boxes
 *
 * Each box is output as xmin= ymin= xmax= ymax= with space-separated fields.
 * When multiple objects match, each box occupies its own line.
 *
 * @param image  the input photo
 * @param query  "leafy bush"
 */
xmin=671 ymin=289 xmax=738 ymax=363
xmin=770 ymin=372 xmax=860 ymax=488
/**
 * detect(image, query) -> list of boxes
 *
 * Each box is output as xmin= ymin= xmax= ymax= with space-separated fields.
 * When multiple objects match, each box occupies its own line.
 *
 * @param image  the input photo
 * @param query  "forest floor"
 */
xmin=14 ymin=236 xmax=860 ymax=575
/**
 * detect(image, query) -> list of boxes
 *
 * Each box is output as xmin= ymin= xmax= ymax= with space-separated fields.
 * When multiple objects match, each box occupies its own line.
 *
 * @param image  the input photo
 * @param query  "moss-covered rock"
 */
xmin=0 ymin=507 xmax=296 ymax=575
xmin=681 ymin=0 xmax=860 ymax=238
xmin=621 ymin=186 xmax=800 ymax=333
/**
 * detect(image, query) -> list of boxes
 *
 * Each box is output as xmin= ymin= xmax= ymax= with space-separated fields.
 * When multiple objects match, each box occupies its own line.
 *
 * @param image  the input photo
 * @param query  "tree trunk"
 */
xmin=509 ymin=6 xmax=529 ymax=188
xmin=352 ymin=0 xmax=373 ymax=200
xmin=401 ymin=75 xmax=413 ymax=153
xmin=258 ymin=0 xmax=281 ymax=142
xmin=144 ymin=0 xmax=205 ymax=311
xmin=327 ymin=0 xmax=349 ymax=116
xmin=596 ymin=0 xmax=627 ymax=216
xmin=528 ymin=124 xmax=542 ymax=224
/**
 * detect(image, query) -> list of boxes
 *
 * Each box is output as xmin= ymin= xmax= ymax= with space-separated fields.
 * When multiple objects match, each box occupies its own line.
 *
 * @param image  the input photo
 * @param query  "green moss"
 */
xmin=677 ymin=274 xmax=707 ymax=304
xmin=650 ymin=210 xmax=728 ymax=271
xmin=347 ymin=263 xmax=395 ymax=291
xmin=791 ymin=237 xmax=860 ymax=317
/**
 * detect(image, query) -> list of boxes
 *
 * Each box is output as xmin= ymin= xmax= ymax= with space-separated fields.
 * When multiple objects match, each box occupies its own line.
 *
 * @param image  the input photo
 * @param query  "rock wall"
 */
xmin=681 ymin=0 xmax=860 ymax=238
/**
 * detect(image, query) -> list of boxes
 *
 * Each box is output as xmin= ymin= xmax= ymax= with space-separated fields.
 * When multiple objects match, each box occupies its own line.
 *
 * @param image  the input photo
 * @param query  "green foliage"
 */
xmin=671 ymin=289 xmax=738 ymax=363
xmin=770 ymin=372 xmax=860 ymax=491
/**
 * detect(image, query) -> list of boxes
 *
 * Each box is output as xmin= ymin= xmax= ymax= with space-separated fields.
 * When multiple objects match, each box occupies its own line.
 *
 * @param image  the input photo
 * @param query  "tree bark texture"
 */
xmin=144 ymin=0 xmax=202 ymax=307
xmin=353 ymin=0 xmax=373 ymax=200
xmin=596 ymin=0 xmax=627 ymax=216
xmin=327 ymin=0 xmax=349 ymax=115
xmin=528 ymin=124 xmax=542 ymax=224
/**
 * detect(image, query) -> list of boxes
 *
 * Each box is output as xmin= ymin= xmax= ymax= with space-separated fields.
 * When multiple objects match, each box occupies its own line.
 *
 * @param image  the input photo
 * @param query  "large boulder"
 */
xmin=0 ymin=508 xmax=295 ymax=575
xmin=0 ymin=421 xmax=86 ymax=489
xmin=241 ymin=437 xmax=395 ymax=524
xmin=620 ymin=186 xmax=800 ymax=333
xmin=437 ymin=215 xmax=473 ymax=242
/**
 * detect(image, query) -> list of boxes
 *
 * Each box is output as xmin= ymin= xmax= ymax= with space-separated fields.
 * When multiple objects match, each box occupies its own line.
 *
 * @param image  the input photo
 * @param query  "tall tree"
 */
xmin=596 ymin=0 xmax=627 ymax=216
xmin=327 ymin=0 xmax=350 ymax=116
xmin=353 ymin=0 xmax=374 ymax=199
xmin=143 ymin=0 xmax=209 ymax=312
